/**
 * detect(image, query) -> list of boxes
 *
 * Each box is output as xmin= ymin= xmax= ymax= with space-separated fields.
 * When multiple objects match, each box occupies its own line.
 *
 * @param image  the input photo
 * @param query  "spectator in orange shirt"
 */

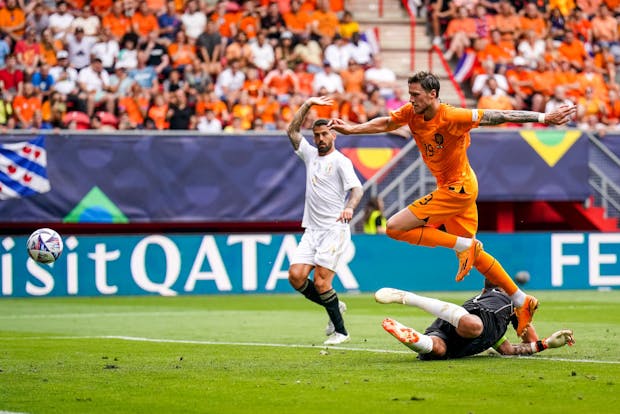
xmin=554 ymin=59 xmax=581 ymax=100
xmin=102 ymin=1 xmax=131 ymax=41
xmin=506 ymin=56 xmax=534 ymax=110
xmin=197 ymin=90 xmax=230 ymax=124
xmin=0 ymin=0 xmax=26 ymax=43
xmin=118 ymin=83 xmax=149 ymax=126
xmin=41 ymin=91 xmax=67 ymax=128
xmin=576 ymin=0 xmax=602 ymax=16
xmin=300 ymin=0 xmax=317 ymax=13
xmin=243 ymin=67 xmax=264 ymax=101
xmin=494 ymin=0 xmax=521 ymax=42
xmin=293 ymin=62 xmax=314 ymax=97
xmin=91 ymin=0 xmax=114 ymax=16
xmin=519 ymin=3 xmax=547 ymax=38
xmin=566 ymin=7 xmax=592 ymax=43
xmin=309 ymin=0 xmax=339 ymax=40
xmin=577 ymin=59 xmax=609 ymax=102
xmin=211 ymin=0 xmax=241 ymax=43
xmin=443 ymin=6 xmax=478 ymax=61
xmin=476 ymin=29 xmax=515 ymax=67
xmin=558 ymin=31 xmax=589 ymax=71
xmin=283 ymin=0 xmax=312 ymax=37
xmin=168 ymin=30 xmax=196 ymax=69
xmin=231 ymin=91 xmax=255 ymax=130
xmin=529 ymin=59 xmax=557 ymax=113
xmin=132 ymin=2 xmax=160 ymax=39
xmin=591 ymin=4 xmax=617 ymax=44
xmin=593 ymin=43 xmax=616 ymax=84
xmin=603 ymin=88 xmax=620 ymax=126
xmin=340 ymin=59 xmax=365 ymax=95
xmin=147 ymin=92 xmax=169 ymax=130
xmin=237 ymin=0 xmax=261 ymax=41
xmin=576 ymin=86 xmax=607 ymax=128
xmin=254 ymin=91 xmax=281 ymax=130
xmin=263 ymin=59 xmax=299 ymax=101
xmin=12 ymin=82 xmax=42 ymax=129
xmin=340 ymin=93 xmax=367 ymax=124
xmin=146 ymin=0 xmax=167 ymax=15
xmin=311 ymin=86 xmax=339 ymax=119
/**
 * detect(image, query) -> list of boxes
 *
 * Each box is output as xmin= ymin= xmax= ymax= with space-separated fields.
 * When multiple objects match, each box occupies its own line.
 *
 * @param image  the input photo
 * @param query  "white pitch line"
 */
xmin=0 ymin=311 xmax=215 ymax=319
xmin=1 ymin=335 xmax=618 ymax=364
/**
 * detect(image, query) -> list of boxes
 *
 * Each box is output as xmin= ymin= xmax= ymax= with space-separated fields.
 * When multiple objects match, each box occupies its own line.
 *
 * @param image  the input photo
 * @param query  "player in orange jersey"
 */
xmin=329 ymin=71 xmax=576 ymax=337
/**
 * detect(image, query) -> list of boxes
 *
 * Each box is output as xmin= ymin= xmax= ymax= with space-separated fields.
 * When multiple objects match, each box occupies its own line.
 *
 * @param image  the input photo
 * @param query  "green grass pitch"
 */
xmin=1 ymin=290 xmax=619 ymax=414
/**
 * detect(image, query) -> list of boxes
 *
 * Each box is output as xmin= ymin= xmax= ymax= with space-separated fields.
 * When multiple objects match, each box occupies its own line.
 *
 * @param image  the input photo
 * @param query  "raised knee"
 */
xmin=457 ymin=315 xmax=483 ymax=338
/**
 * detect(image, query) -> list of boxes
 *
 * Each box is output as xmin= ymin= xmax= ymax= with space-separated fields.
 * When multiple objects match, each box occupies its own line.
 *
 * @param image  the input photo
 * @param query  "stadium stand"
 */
xmin=0 ymin=0 xmax=408 ymax=132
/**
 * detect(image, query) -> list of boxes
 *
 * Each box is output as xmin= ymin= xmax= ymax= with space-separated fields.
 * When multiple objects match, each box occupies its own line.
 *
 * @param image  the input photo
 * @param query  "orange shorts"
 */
xmin=408 ymin=176 xmax=479 ymax=238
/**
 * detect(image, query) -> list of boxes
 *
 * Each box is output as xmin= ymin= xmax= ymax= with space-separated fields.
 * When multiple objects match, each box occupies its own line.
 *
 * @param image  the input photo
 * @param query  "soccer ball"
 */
xmin=515 ymin=270 xmax=531 ymax=285
xmin=26 ymin=228 xmax=64 ymax=264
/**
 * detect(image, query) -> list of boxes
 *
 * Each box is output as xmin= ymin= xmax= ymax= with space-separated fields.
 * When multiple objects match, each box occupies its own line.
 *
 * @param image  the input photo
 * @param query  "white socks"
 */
xmin=407 ymin=330 xmax=434 ymax=354
xmin=510 ymin=289 xmax=526 ymax=307
xmin=453 ymin=236 xmax=472 ymax=253
xmin=403 ymin=292 xmax=470 ymax=328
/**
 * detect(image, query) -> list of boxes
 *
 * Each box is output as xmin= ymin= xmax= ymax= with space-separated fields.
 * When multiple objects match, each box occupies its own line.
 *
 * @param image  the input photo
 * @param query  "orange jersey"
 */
xmin=13 ymin=96 xmax=42 ymax=125
xmin=102 ymin=13 xmax=131 ymax=40
xmin=0 ymin=7 xmax=25 ymax=37
xmin=390 ymin=103 xmax=482 ymax=186
xmin=132 ymin=13 xmax=159 ymax=38
xmin=147 ymin=104 xmax=169 ymax=130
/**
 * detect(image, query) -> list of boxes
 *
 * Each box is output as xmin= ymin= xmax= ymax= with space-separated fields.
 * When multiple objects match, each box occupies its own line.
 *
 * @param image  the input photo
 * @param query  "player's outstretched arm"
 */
xmin=329 ymin=116 xmax=402 ymax=135
xmin=496 ymin=329 xmax=575 ymax=356
xmin=287 ymin=96 xmax=334 ymax=150
xmin=479 ymin=105 xmax=577 ymax=127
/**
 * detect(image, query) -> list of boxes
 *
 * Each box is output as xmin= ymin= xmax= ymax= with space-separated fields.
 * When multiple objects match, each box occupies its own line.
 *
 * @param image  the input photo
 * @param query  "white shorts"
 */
xmin=291 ymin=226 xmax=351 ymax=272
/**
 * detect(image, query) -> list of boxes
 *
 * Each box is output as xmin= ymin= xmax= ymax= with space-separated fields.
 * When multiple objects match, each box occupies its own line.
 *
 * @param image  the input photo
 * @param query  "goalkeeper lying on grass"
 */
xmin=376 ymin=280 xmax=575 ymax=360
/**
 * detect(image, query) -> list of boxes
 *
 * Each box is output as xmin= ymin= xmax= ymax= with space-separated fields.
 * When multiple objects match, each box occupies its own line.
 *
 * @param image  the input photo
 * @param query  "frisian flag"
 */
xmin=0 ymin=136 xmax=51 ymax=200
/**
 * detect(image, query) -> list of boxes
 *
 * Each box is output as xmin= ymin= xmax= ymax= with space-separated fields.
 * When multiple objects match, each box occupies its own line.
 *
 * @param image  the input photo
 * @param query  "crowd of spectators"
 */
xmin=0 ymin=0 xmax=404 ymax=132
xmin=428 ymin=0 xmax=620 ymax=135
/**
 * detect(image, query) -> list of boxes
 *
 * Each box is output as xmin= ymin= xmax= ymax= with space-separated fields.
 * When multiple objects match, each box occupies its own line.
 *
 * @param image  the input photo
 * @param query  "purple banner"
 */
xmin=0 ymin=130 xmax=590 ymax=224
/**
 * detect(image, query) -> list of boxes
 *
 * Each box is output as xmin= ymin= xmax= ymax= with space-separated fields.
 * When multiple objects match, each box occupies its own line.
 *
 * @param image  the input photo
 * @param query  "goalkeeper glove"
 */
xmin=544 ymin=329 xmax=575 ymax=349
xmin=532 ymin=329 xmax=575 ymax=352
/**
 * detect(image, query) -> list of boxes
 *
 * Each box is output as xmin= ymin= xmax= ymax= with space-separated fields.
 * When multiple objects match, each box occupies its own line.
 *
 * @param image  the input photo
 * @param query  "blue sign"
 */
xmin=2 ymin=232 xmax=618 ymax=297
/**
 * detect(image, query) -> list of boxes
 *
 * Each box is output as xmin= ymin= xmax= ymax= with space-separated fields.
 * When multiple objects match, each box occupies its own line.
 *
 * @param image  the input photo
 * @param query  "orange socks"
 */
xmin=387 ymin=226 xmax=457 ymax=249
xmin=474 ymin=251 xmax=518 ymax=296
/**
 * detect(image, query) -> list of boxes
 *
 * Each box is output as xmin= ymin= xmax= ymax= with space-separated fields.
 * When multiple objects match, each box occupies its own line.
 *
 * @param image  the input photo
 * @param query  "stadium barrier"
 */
xmin=2 ymin=232 xmax=618 ymax=297
xmin=0 ymin=130 xmax=593 ymax=225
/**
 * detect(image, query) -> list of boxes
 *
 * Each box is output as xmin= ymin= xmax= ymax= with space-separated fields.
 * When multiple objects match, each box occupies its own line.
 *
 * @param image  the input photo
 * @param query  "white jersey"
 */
xmin=295 ymin=138 xmax=362 ymax=230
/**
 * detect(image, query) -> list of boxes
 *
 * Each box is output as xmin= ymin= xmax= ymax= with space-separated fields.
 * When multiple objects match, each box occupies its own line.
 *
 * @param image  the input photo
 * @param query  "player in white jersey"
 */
xmin=286 ymin=96 xmax=364 ymax=346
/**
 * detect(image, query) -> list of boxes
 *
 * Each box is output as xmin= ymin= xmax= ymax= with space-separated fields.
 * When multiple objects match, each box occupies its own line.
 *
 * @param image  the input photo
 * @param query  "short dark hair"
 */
xmin=312 ymin=118 xmax=330 ymax=129
xmin=408 ymin=71 xmax=441 ymax=97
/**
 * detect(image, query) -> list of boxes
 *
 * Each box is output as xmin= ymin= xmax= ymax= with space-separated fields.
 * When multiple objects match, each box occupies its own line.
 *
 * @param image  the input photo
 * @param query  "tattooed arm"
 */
xmin=479 ymin=105 xmax=577 ymax=127
xmin=286 ymin=96 xmax=334 ymax=150
xmin=496 ymin=328 xmax=575 ymax=356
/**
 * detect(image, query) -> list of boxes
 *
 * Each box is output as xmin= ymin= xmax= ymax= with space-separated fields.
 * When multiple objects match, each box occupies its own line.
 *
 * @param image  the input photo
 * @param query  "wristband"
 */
xmin=538 ymin=113 xmax=546 ymax=123
xmin=536 ymin=340 xmax=547 ymax=352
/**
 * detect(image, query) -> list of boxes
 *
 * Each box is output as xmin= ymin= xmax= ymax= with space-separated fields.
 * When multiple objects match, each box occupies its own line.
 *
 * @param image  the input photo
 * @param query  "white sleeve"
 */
xmin=339 ymin=156 xmax=362 ymax=191
xmin=294 ymin=137 xmax=314 ymax=163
